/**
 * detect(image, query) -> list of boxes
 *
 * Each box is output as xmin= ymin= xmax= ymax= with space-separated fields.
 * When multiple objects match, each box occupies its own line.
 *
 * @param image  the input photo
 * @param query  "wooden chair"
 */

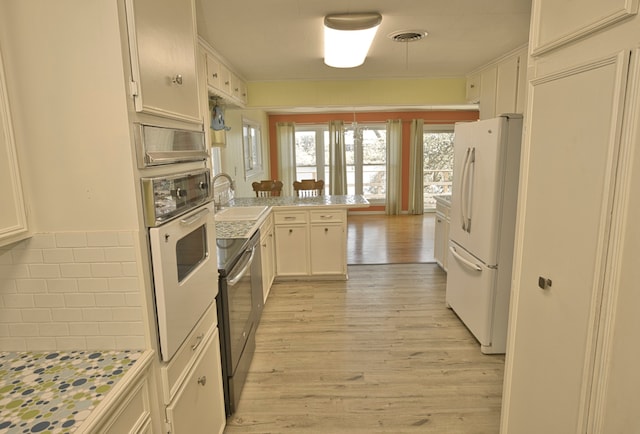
xmin=252 ymin=180 xmax=283 ymax=197
xmin=293 ymin=179 xmax=324 ymax=197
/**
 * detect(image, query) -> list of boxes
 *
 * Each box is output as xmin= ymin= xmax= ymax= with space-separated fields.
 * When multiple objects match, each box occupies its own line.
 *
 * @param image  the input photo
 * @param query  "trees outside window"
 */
xmin=423 ymin=126 xmax=455 ymax=209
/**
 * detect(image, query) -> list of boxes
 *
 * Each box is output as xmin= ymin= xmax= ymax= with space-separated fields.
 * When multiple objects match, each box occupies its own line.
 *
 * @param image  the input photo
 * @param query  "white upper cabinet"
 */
xmin=125 ymin=0 xmax=201 ymax=124
xmin=0 ymin=48 xmax=29 ymax=247
xmin=467 ymin=46 xmax=528 ymax=120
xmin=530 ymin=0 xmax=639 ymax=56
xmin=200 ymin=39 xmax=248 ymax=108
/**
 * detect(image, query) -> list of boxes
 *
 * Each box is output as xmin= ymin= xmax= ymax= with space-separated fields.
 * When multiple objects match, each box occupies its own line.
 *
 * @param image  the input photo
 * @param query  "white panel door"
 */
xmin=450 ymin=117 xmax=506 ymax=265
xmin=502 ymin=52 xmax=629 ymax=434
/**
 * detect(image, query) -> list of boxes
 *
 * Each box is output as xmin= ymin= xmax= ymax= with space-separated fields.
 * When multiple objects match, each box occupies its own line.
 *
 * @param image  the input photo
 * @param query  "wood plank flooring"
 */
xmin=347 ymin=214 xmax=436 ymax=265
xmin=224 ymin=264 xmax=505 ymax=434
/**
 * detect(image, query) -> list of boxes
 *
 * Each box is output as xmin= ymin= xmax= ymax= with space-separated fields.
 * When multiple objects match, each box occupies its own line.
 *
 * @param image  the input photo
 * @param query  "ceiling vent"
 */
xmin=387 ymin=30 xmax=428 ymax=43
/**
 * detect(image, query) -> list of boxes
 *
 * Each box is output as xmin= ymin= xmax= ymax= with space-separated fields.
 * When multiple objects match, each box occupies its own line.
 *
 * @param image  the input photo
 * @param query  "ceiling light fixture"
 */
xmin=323 ymin=12 xmax=382 ymax=68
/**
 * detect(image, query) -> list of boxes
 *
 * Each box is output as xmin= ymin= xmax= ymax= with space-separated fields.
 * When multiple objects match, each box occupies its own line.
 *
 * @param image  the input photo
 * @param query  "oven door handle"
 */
xmin=180 ymin=208 xmax=210 ymax=226
xmin=227 ymin=246 xmax=256 ymax=286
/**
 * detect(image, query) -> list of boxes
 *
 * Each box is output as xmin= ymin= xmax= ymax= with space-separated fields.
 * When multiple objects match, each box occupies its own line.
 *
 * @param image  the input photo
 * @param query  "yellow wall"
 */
xmin=247 ymin=78 xmax=467 ymax=108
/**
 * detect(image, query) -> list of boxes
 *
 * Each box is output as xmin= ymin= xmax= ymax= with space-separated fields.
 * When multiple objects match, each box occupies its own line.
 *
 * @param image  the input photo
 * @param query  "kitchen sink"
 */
xmin=214 ymin=206 xmax=269 ymax=221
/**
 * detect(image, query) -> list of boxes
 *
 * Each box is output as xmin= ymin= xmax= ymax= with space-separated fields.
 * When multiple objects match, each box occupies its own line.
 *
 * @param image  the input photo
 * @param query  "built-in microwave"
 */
xmin=134 ymin=123 xmax=207 ymax=168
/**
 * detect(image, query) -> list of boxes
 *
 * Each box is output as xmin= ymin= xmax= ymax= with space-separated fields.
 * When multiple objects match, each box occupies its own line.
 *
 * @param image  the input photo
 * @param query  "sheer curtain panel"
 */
xmin=276 ymin=122 xmax=296 ymax=196
xmin=385 ymin=119 xmax=402 ymax=215
xmin=329 ymin=120 xmax=347 ymax=195
xmin=408 ymin=119 xmax=424 ymax=214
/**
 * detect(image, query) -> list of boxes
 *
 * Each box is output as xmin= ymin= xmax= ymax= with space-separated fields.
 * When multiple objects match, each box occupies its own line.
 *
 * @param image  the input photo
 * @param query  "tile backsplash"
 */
xmin=0 ymin=231 xmax=146 ymax=351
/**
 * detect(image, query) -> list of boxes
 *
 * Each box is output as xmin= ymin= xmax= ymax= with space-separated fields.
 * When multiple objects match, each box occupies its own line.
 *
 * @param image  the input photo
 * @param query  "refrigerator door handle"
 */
xmin=465 ymin=147 xmax=476 ymax=233
xmin=449 ymin=245 xmax=482 ymax=271
xmin=460 ymin=147 xmax=472 ymax=231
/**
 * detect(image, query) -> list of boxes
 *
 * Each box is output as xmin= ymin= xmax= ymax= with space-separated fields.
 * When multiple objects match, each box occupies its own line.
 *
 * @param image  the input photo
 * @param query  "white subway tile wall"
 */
xmin=0 ymin=231 xmax=146 ymax=351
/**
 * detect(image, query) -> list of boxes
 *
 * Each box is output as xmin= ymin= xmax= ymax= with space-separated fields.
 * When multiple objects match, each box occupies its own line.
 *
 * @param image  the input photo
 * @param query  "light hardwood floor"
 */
xmin=224 ymin=262 xmax=505 ymax=433
xmin=347 ymin=213 xmax=436 ymax=265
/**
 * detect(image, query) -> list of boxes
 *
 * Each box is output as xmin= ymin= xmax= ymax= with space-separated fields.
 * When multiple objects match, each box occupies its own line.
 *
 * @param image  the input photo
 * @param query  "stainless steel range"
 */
xmin=216 ymin=231 xmax=263 ymax=415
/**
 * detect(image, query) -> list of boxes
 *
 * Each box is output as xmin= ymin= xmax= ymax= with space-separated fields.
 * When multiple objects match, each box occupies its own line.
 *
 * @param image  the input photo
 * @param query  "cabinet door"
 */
xmin=479 ymin=65 xmax=497 ymax=120
xmin=310 ymin=224 xmax=345 ymax=275
xmin=166 ymin=330 xmax=226 ymax=434
xmin=126 ymin=0 xmax=201 ymax=123
xmin=495 ymin=55 xmax=519 ymax=116
xmin=502 ymin=52 xmax=629 ymax=434
xmin=0 ymin=49 xmax=28 ymax=247
xmin=260 ymin=227 xmax=275 ymax=302
xmin=275 ymin=226 xmax=308 ymax=276
xmin=205 ymin=54 xmax=221 ymax=90
xmin=466 ymin=72 xmax=481 ymax=103
xmin=433 ymin=213 xmax=446 ymax=269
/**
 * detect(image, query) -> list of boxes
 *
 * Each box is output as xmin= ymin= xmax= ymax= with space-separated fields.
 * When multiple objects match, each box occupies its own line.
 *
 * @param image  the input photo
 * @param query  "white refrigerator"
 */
xmin=445 ymin=114 xmax=523 ymax=354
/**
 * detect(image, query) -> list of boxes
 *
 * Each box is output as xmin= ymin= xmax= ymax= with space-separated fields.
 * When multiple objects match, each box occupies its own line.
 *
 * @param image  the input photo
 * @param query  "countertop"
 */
xmin=216 ymin=194 xmax=369 ymax=239
xmin=0 ymin=349 xmax=151 ymax=433
xmin=434 ymin=194 xmax=452 ymax=207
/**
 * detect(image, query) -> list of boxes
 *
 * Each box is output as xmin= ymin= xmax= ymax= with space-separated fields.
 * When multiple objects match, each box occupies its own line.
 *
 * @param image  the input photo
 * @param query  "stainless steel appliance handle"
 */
xmin=449 ymin=245 xmax=482 ymax=271
xmin=180 ymin=208 xmax=210 ymax=226
xmin=227 ymin=246 xmax=256 ymax=286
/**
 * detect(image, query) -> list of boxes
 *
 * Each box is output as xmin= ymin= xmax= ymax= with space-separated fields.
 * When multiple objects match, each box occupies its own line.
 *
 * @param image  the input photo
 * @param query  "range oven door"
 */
xmin=149 ymin=202 xmax=217 ymax=361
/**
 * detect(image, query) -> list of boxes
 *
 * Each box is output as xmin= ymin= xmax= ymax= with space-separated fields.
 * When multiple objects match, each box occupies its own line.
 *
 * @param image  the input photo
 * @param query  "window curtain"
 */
xmin=408 ymin=119 xmax=424 ymax=214
xmin=385 ymin=119 xmax=403 ymax=215
xmin=276 ymin=122 xmax=296 ymax=196
xmin=328 ymin=120 xmax=347 ymax=195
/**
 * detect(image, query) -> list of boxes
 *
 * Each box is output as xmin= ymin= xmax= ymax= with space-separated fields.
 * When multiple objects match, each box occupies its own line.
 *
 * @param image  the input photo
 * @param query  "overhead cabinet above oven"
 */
xmin=124 ymin=0 xmax=202 ymax=124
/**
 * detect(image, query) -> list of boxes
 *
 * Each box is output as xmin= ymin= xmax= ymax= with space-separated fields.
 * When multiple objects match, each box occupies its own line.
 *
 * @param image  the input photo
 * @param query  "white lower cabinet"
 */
xmin=274 ymin=209 xmax=347 ymax=279
xmin=259 ymin=214 xmax=276 ymax=302
xmin=433 ymin=199 xmax=450 ymax=272
xmin=161 ymin=303 xmax=225 ymax=434
xmin=165 ymin=329 xmax=225 ymax=434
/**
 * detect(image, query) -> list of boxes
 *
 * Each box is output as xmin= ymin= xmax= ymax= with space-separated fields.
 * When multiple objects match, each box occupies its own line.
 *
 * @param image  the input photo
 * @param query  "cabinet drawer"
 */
xmin=435 ymin=202 xmax=450 ymax=219
xmin=161 ymin=302 xmax=217 ymax=404
xmin=274 ymin=211 xmax=308 ymax=225
xmin=309 ymin=210 xmax=344 ymax=223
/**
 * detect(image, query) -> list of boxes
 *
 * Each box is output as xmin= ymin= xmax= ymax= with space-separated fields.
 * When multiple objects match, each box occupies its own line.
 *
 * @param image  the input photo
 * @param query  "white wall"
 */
xmin=218 ymin=108 xmax=270 ymax=198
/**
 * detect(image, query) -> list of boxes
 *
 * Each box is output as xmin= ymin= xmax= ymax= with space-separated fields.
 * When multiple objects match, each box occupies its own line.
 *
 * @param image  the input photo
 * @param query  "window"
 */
xmin=294 ymin=123 xmax=387 ymax=201
xmin=423 ymin=125 xmax=455 ymax=209
xmin=346 ymin=123 xmax=386 ymax=203
xmin=243 ymin=119 xmax=263 ymax=179
xmin=294 ymin=126 xmax=329 ymax=187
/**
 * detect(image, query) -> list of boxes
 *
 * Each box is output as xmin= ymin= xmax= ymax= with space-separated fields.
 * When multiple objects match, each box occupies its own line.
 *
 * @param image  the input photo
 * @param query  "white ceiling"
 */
xmin=195 ymin=0 xmax=532 ymax=82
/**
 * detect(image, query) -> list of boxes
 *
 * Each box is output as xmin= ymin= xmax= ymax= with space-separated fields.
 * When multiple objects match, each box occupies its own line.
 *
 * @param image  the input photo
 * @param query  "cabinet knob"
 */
xmin=289 ymin=229 xmax=293 ymax=234
xmin=172 ymin=74 xmax=183 ymax=85
xmin=197 ymin=376 xmax=207 ymax=386
xmin=538 ymin=276 xmax=552 ymax=289
xmin=324 ymin=228 xmax=328 ymax=233
xmin=212 ymin=72 xmax=218 ymax=78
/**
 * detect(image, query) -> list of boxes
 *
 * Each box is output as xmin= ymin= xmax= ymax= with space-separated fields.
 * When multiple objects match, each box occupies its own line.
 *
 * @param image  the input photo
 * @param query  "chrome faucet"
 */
xmin=212 ymin=172 xmax=235 ymax=211
xmin=212 ymin=172 xmax=235 ymax=191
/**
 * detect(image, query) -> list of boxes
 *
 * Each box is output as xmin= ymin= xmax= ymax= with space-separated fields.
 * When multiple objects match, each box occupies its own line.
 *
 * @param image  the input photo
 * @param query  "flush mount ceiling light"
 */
xmin=323 ymin=12 xmax=382 ymax=68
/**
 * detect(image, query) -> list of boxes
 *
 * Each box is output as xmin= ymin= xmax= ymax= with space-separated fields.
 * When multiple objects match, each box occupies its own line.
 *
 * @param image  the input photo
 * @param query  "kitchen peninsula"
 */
xmin=216 ymin=195 xmax=369 ymax=290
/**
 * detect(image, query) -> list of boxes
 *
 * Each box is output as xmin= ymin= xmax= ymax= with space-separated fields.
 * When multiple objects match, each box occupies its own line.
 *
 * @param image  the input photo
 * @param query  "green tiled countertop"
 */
xmin=0 ymin=350 xmax=148 ymax=433
xmin=216 ymin=194 xmax=370 ymax=239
